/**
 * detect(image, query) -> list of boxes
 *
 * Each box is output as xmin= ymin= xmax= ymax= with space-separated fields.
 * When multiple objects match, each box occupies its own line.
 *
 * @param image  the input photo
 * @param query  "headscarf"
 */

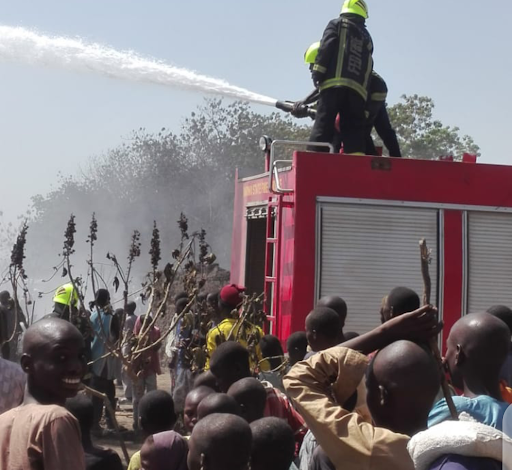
xmin=142 ymin=430 xmax=188 ymax=470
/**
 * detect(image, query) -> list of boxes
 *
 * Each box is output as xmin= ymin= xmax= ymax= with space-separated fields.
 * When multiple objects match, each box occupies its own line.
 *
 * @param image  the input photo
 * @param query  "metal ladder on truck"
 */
xmin=262 ymin=139 xmax=333 ymax=337
xmin=263 ymin=194 xmax=287 ymax=336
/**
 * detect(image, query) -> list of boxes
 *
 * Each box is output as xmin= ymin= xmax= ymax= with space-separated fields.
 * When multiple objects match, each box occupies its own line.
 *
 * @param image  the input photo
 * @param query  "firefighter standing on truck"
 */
xmin=309 ymin=0 xmax=373 ymax=154
xmin=365 ymin=71 xmax=402 ymax=157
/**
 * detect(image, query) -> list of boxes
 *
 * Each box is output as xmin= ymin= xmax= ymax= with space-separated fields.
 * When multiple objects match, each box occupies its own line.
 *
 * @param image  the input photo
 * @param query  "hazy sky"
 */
xmin=0 ymin=0 xmax=510 ymax=223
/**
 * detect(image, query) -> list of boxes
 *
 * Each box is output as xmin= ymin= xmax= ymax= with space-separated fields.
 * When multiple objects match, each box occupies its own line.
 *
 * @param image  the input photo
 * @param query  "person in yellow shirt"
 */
xmin=204 ymin=284 xmax=264 ymax=371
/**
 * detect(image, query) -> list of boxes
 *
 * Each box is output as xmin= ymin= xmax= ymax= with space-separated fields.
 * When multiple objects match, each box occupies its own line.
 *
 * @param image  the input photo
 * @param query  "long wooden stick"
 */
xmin=419 ymin=239 xmax=459 ymax=420
xmin=82 ymin=384 xmax=130 ymax=465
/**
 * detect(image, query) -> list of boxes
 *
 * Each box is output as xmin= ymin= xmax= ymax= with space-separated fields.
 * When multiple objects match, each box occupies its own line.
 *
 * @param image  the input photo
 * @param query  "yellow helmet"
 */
xmin=53 ymin=283 xmax=79 ymax=307
xmin=341 ymin=0 xmax=369 ymax=19
xmin=304 ymin=42 xmax=320 ymax=65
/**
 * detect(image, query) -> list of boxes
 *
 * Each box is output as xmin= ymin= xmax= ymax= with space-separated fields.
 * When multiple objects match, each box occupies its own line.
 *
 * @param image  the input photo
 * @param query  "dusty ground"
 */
xmin=96 ymin=372 xmax=172 ymax=468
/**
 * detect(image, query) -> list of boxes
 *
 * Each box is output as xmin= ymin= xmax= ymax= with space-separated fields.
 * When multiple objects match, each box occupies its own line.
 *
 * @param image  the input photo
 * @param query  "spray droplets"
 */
xmin=0 ymin=26 xmax=277 ymax=107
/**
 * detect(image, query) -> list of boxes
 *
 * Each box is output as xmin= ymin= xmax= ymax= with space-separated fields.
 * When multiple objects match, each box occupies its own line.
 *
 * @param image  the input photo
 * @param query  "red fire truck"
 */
xmin=230 ymin=139 xmax=512 ymax=347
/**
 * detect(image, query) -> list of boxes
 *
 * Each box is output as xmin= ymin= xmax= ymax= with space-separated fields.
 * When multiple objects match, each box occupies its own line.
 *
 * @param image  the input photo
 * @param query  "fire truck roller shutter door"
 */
xmin=317 ymin=203 xmax=439 ymax=334
xmin=467 ymin=211 xmax=512 ymax=313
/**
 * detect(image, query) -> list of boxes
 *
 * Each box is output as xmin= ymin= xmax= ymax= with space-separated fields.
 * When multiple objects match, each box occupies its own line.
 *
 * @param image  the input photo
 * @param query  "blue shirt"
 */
xmin=90 ymin=308 xmax=114 ymax=378
xmin=428 ymin=395 xmax=510 ymax=432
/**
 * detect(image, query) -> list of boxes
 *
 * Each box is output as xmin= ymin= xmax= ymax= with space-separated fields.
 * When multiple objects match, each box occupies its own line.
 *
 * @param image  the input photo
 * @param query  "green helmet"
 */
xmin=304 ymin=42 xmax=320 ymax=65
xmin=341 ymin=0 xmax=369 ymax=18
xmin=53 ymin=283 xmax=79 ymax=307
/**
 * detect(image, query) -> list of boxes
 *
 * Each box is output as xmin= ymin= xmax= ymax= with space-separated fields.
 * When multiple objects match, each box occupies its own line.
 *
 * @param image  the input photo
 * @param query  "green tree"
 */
xmin=385 ymin=95 xmax=480 ymax=160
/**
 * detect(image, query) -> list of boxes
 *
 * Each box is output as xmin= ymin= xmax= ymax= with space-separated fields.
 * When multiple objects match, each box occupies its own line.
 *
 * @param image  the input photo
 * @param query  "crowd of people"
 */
xmin=1 ymin=273 xmax=512 ymax=470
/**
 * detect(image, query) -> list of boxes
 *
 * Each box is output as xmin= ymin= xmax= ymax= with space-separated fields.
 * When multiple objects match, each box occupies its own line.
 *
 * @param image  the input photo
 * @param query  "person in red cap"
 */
xmin=204 ymin=284 xmax=264 ymax=371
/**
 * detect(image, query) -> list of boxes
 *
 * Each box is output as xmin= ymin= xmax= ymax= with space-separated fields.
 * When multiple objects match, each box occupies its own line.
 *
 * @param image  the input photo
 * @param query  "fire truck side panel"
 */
xmin=289 ymin=152 xmax=512 ymax=344
xmin=232 ymin=152 xmax=512 ymax=347
xmin=315 ymin=202 xmax=439 ymax=336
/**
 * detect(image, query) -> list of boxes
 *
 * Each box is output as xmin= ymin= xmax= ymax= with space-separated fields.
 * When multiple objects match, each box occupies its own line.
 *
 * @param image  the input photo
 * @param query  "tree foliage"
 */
xmin=385 ymin=95 xmax=480 ymax=160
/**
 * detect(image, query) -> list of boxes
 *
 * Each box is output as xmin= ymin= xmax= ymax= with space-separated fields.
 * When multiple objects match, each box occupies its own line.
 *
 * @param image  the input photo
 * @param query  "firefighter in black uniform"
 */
xmin=365 ymin=71 xmax=402 ymax=157
xmin=309 ymin=0 xmax=373 ymax=154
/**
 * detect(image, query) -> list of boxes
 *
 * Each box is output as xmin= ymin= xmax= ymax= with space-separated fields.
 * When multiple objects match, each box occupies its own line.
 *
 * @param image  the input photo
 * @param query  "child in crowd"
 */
xmin=304 ymin=307 xmax=341 ymax=358
xmin=259 ymin=335 xmax=287 ymax=392
xmin=196 ymin=393 xmax=241 ymax=420
xmin=65 ymin=395 xmax=123 ymax=470
xmin=184 ymin=386 xmax=215 ymax=433
xmin=132 ymin=314 xmax=162 ymax=432
xmin=228 ymin=377 xmax=267 ymax=423
xmin=210 ymin=341 xmax=307 ymax=449
xmin=250 ymin=417 xmax=297 ymax=470
xmin=286 ymin=332 xmax=308 ymax=366
xmin=140 ymin=431 xmax=188 ymax=470
xmin=127 ymin=390 xmax=177 ymax=470
xmin=188 ymin=413 xmax=252 ymax=470
xmin=0 ymin=318 xmax=87 ymax=470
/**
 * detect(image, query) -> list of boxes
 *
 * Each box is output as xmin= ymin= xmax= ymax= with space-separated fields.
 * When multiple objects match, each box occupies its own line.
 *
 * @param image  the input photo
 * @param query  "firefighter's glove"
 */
xmin=290 ymin=102 xmax=309 ymax=119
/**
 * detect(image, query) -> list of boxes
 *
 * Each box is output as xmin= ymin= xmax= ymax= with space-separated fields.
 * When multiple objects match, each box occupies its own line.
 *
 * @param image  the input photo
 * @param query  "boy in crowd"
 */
xmin=429 ymin=312 xmax=510 ymax=429
xmin=127 ymin=389 xmax=177 ymax=470
xmin=250 ymin=417 xmax=297 ymax=470
xmin=187 ymin=413 xmax=252 ymax=470
xmin=132 ymin=314 xmax=162 ymax=432
xmin=90 ymin=288 xmax=119 ymax=433
xmin=317 ymin=295 xmax=348 ymax=342
xmin=205 ymin=284 xmax=264 ymax=370
xmin=139 ymin=431 xmax=188 ymax=470
xmin=196 ymin=393 xmax=241 ymax=420
xmin=65 ymin=395 xmax=123 ymax=470
xmin=121 ymin=300 xmax=138 ymax=402
xmin=259 ymin=334 xmax=286 ymax=392
xmin=305 ymin=307 xmax=342 ymax=358
xmin=228 ymin=377 xmax=267 ymax=423
xmin=0 ymin=318 xmax=87 ymax=470
xmin=184 ymin=386 xmax=215 ymax=434
xmin=286 ymin=331 xmax=308 ymax=366
xmin=380 ymin=287 xmax=420 ymax=323
xmin=210 ymin=341 xmax=307 ymax=448
xmin=487 ymin=304 xmax=512 ymax=390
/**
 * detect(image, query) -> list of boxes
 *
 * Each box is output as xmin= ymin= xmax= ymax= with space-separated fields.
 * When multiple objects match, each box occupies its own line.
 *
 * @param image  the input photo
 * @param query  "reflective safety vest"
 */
xmin=313 ymin=16 xmax=373 ymax=100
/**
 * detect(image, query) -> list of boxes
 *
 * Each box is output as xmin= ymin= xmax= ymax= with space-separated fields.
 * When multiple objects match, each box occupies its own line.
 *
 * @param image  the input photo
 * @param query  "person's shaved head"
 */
xmin=305 ymin=307 xmax=341 ymax=352
xmin=227 ymin=378 xmax=267 ymax=423
xmin=250 ymin=417 xmax=295 ymax=470
xmin=138 ymin=390 xmax=177 ymax=435
xmin=21 ymin=318 xmax=87 ymax=406
xmin=193 ymin=370 xmax=220 ymax=391
xmin=188 ymin=413 xmax=252 ymax=470
xmin=366 ymin=340 xmax=440 ymax=436
xmin=184 ymin=386 xmax=215 ymax=433
xmin=210 ymin=342 xmax=251 ymax=392
xmin=317 ymin=296 xmax=348 ymax=329
xmin=286 ymin=332 xmax=308 ymax=366
xmin=445 ymin=313 xmax=509 ymax=398
xmin=487 ymin=305 xmax=512 ymax=335
xmin=381 ymin=287 xmax=420 ymax=323
xmin=197 ymin=393 xmax=241 ymax=420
